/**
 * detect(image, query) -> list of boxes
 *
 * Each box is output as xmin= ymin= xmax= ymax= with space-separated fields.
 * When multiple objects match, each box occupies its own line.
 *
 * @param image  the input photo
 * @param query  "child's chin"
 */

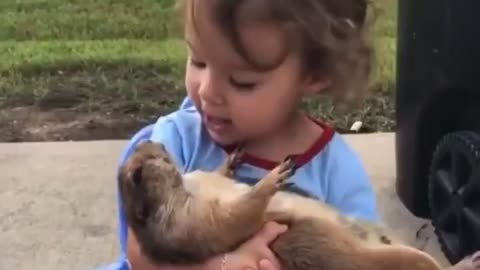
xmin=207 ymin=130 xmax=237 ymax=146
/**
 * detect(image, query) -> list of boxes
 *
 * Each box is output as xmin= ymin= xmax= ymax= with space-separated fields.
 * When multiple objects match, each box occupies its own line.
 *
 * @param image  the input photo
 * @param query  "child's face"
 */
xmin=184 ymin=11 xmax=328 ymax=145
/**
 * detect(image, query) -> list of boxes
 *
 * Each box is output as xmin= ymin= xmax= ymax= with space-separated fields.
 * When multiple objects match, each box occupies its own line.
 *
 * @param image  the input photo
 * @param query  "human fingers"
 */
xmin=253 ymin=223 xmax=286 ymax=270
xmin=258 ymin=258 xmax=281 ymax=270
xmin=254 ymin=221 xmax=288 ymax=245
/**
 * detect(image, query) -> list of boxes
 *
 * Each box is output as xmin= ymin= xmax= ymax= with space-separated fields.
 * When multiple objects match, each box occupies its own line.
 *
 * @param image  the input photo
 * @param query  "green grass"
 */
xmin=1 ymin=0 xmax=398 ymax=134
xmin=370 ymin=0 xmax=397 ymax=91
xmin=1 ymin=39 xmax=186 ymax=75
xmin=2 ymin=0 xmax=180 ymax=40
xmin=287 ymin=0 xmax=398 ymax=132
xmin=0 ymin=38 xmax=187 ymax=118
xmin=1 ymin=0 xmax=188 ymax=116
xmin=313 ymin=0 xmax=398 ymax=132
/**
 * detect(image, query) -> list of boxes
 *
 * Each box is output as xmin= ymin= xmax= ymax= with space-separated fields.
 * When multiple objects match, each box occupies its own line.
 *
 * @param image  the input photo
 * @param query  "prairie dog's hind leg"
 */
xmin=216 ymin=144 xmax=245 ymax=177
xmin=271 ymin=218 xmax=444 ymax=270
xmin=336 ymin=215 xmax=396 ymax=245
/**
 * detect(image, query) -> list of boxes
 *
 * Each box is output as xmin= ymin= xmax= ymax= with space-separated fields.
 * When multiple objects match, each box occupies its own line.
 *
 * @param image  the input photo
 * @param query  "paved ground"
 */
xmin=0 ymin=133 xmax=451 ymax=270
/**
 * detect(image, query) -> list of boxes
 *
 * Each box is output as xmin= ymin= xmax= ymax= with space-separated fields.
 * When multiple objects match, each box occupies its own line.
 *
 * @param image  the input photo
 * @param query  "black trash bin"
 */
xmin=395 ymin=0 xmax=480 ymax=264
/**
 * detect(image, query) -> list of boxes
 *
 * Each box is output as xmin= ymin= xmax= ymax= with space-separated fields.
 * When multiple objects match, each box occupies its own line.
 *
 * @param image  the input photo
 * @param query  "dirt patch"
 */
xmin=0 ymin=106 xmax=150 ymax=142
xmin=1 ymin=61 xmax=186 ymax=142
xmin=0 ymin=70 xmax=395 ymax=142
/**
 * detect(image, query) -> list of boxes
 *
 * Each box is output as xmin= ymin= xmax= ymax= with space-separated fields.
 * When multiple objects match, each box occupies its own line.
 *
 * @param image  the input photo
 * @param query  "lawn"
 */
xmin=0 ymin=0 xmax=398 ymax=141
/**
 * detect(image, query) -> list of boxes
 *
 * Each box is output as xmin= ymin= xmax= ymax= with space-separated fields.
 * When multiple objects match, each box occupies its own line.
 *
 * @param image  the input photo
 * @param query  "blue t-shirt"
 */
xmin=93 ymin=97 xmax=378 ymax=270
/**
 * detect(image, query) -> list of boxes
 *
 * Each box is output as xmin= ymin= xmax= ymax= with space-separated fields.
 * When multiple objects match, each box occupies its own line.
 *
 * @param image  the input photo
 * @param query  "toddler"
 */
xmin=96 ymin=0 xmax=480 ymax=269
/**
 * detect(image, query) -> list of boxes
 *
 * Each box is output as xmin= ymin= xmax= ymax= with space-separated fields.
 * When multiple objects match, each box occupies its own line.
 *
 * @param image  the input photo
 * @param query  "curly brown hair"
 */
xmin=177 ymin=0 xmax=373 ymax=110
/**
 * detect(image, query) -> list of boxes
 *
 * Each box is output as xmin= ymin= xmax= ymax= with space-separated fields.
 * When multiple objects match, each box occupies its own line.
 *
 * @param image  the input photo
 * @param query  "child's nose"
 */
xmin=198 ymin=73 xmax=225 ymax=105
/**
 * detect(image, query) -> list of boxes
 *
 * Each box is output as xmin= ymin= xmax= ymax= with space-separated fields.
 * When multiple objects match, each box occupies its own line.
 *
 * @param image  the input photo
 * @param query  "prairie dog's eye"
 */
xmin=132 ymin=167 xmax=143 ymax=186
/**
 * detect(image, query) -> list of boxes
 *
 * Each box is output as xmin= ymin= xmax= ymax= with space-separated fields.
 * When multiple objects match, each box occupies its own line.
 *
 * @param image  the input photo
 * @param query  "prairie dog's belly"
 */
xmin=182 ymin=171 xmax=250 ymax=204
xmin=268 ymin=192 xmax=339 ymax=223
xmin=182 ymin=170 xmax=338 ymax=222
xmin=269 ymin=193 xmax=403 ymax=246
xmin=181 ymin=170 xmax=400 ymax=246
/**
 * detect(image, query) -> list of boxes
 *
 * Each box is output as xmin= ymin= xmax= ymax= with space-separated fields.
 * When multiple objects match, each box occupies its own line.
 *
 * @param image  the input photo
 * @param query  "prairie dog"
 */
xmin=119 ymin=141 xmax=444 ymax=270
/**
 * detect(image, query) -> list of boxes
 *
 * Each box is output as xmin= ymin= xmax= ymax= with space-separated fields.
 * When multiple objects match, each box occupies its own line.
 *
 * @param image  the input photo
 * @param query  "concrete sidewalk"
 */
xmin=0 ymin=133 xmax=450 ymax=270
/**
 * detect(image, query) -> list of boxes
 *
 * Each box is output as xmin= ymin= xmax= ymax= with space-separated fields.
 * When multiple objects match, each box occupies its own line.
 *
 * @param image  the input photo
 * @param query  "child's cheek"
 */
xmin=185 ymin=78 xmax=201 ymax=103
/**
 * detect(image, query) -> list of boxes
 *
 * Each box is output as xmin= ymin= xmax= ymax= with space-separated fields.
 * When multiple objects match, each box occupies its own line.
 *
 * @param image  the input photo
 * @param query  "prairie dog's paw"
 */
xmin=218 ymin=144 xmax=245 ymax=177
xmin=227 ymin=144 xmax=245 ymax=174
xmin=274 ymin=154 xmax=298 ymax=185
xmin=259 ymin=155 xmax=298 ymax=191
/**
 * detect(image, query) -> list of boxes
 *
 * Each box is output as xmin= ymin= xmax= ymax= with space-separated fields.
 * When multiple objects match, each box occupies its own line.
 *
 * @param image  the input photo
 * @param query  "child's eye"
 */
xmin=190 ymin=59 xmax=206 ymax=69
xmin=229 ymin=77 xmax=256 ymax=90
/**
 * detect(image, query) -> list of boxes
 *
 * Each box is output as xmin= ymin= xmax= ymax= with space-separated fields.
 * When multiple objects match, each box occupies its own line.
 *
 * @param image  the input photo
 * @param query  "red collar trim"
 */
xmin=221 ymin=118 xmax=334 ymax=170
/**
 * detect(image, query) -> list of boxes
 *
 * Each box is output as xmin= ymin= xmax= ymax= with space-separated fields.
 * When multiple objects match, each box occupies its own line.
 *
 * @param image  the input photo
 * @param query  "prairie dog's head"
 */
xmin=118 ymin=140 xmax=183 ymax=226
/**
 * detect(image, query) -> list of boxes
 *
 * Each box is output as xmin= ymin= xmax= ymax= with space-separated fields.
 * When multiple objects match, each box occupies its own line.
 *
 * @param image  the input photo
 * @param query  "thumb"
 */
xmin=258 ymin=258 xmax=280 ymax=270
xmin=255 ymin=221 xmax=288 ymax=245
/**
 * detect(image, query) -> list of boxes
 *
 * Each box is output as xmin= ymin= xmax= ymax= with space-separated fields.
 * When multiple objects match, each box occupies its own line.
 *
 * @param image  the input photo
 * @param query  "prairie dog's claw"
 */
xmin=229 ymin=145 xmax=245 ymax=170
xmin=281 ymin=182 xmax=295 ymax=189
xmin=270 ymin=155 xmax=298 ymax=188
xmin=218 ymin=143 xmax=245 ymax=177
xmin=281 ymin=154 xmax=299 ymax=178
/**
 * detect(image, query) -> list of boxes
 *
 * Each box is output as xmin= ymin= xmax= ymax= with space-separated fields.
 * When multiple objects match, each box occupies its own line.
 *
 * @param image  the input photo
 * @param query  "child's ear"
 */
xmin=302 ymin=71 xmax=332 ymax=95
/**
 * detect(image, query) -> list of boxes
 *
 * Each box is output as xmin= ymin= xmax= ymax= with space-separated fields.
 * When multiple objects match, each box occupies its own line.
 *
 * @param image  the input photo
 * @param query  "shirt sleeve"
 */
xmin=149 ymin=115 xmax=187 ymax=171
xmin=325 ymin=137 xmax=380 ymax=223
xmin=92 ymin=259 xmax=130 ymax=270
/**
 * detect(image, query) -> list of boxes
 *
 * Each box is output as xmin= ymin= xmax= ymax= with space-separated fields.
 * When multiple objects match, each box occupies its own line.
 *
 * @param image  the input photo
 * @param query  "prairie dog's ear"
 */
xmin=119 ymin=151 xmax=145 ymax=189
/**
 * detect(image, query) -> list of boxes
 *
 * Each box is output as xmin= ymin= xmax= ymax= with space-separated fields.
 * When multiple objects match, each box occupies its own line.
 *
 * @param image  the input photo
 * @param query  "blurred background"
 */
xmin=0 ymin=0 xmax=397 ymax=142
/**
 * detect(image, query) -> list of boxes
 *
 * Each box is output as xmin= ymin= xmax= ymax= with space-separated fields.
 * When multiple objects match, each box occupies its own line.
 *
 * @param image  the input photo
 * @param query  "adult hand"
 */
xmin=214 ymin=221 xmax=288 ymax=270
xmin=127 ymin=221 xmax=288 ymax=270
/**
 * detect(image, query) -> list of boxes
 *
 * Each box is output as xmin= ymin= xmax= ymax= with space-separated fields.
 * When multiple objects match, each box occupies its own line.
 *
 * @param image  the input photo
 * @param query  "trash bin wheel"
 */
xmin=428 ymin=130 xmax=480 ymax=264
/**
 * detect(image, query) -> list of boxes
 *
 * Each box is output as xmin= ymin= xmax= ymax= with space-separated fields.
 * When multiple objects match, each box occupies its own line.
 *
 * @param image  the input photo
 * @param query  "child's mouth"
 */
xmin=204 ymin=114 xmax=232 ymax=132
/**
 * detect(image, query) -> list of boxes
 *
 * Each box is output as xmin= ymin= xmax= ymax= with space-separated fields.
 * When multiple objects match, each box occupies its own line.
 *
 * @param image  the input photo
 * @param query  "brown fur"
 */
xmin=118 ymin=141 xmax=295 ymax=265
xmin=119 ymin=141 xmax=445 ymax=270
